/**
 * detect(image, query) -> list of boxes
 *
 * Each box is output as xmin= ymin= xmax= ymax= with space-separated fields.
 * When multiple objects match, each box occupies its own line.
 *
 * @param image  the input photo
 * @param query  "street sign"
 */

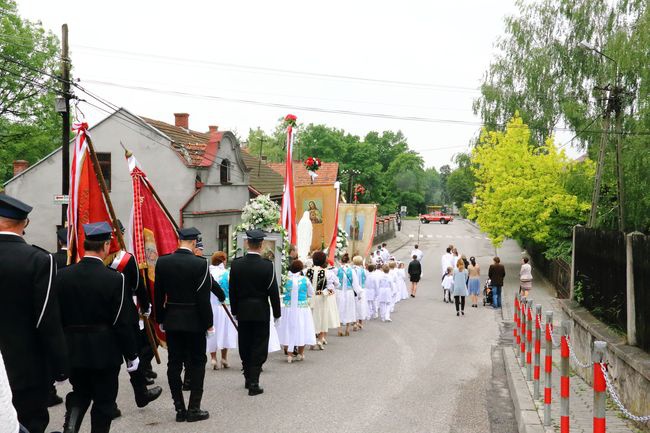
xmin=53 ymin=194 xmax=69 ymax=205
xmin=400 ymin=206 xmax=407 ymax=213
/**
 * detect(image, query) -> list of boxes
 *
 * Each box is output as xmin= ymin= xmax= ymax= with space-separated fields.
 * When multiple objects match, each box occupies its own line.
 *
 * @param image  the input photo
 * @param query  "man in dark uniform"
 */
xmin=108 ymin=247 xmax=162 ymax=414
xmin=229 ymin=229 xmax=281 ymax=396
xmin=0 ymin=194 xmax=68 ymax=433
xmin=47 ymin=227 xmax=70 ymax=407
xmin=154 ymin=227 xmax=216 ymax=422
xmin=56 ymin=221 xmax=139 ymax=433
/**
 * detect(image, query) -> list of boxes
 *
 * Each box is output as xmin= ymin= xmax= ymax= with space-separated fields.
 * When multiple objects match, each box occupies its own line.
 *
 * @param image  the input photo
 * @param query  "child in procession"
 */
xmin=442 ymin=266 xmax=454 ymax=303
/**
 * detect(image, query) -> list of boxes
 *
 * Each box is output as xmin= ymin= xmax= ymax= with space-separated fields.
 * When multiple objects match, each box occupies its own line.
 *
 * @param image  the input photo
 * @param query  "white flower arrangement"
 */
xmin=232 ymin=195 xmax=291 ymax=286
xmin=335 ymin=226 xmax=349 ymax=260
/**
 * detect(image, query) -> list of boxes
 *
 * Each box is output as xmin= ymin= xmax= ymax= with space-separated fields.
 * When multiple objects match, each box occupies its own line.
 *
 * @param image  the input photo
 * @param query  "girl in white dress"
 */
xmin=365 ymin=264 xmax=378 ymax=320
xmin=336 ymin=253 xmax=359 ymax=336
xmin=397 ymin=262 xmax=410 ymax=300
xmin=207 ymin=252 xmax=237 ymax=370
xmin=352 ymin=255 xmax=368 ymax=329
xmin=388 ymin=261 xmax=400 ymax=312
xmin=376 ymin=264 xmax=395 ymax=322
xmin=276 ymin=260 xmax=316 ymax=362
xmin=305 ymin=251 xmax=340 ymax=349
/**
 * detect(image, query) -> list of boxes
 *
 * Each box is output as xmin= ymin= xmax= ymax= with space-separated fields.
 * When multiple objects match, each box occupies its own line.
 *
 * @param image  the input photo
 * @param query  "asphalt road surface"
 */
xmin=46 ymin=219 xmax=517 ymax=433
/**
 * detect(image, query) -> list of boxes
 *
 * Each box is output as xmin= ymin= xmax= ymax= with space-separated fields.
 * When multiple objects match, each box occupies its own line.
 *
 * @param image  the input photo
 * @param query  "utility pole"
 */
xmin=587 ymin=86 xmax=611 ymax=228
xmin=257 ymin=135 xmax=264 ymax=176
xmin=612 ymin=86 xmax=626 ymax=232
xmin=60 ymin=24 xmax=71 ymax=226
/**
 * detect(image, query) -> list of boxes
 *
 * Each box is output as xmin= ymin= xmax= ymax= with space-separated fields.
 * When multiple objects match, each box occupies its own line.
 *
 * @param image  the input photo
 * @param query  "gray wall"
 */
xmin=4 ymin=110 xmax=247 ymax=253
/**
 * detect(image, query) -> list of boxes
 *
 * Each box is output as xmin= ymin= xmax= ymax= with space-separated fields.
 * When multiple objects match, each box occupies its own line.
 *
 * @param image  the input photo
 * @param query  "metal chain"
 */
xmin=567 ymin=337 xmax=592 ymax=368
xmin=601 ymin=363 xmax=650 ymax=423
xmin=548 ymin=323 xmax=561 ymax=348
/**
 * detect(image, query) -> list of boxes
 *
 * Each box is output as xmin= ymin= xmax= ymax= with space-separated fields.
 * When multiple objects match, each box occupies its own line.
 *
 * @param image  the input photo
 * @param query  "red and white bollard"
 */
xmin=543 ymin=311 xmax=553 ymax=426
xmin=533 ymin=304 xmax=542 ymax=399
xmin=520 ymin=299 xmax=527 ymax=364
xmin=560 ymin=320 xmax=571 ymax=433
xmin=593 ymin=341 xmax=607 ymax=433
xmin=514 ymin=295 xmax=520 ymax=344
xmin=526 ymin=298 xmax=534 ymax=380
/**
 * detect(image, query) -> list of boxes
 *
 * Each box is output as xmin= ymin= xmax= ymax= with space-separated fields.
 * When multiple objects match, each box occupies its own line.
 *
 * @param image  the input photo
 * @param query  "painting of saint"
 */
xmin=345 ymin=214 xmax=365 ymax=241
xmin=305 ymin=200 xmax=323 ymax=224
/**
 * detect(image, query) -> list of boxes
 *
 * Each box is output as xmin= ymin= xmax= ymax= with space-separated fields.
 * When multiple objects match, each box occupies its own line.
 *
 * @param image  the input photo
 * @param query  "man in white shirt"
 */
xmin=380 ymin=243 xmax=390 ymax=263
xmin=410 ymin=245 xmax=423 ymax=261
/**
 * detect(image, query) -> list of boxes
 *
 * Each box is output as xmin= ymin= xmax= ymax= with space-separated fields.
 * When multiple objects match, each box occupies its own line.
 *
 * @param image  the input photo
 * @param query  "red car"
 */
xmin=420 ymin=211 xmax=454 ymax=224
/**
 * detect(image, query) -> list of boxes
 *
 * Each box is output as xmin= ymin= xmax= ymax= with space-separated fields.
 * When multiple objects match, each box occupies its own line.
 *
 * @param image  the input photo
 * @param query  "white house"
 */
xmin=3 ymin=108 xmax=272 ymax=254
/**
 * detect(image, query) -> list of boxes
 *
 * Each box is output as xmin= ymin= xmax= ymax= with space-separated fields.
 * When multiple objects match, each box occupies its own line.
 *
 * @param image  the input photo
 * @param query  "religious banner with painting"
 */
xmin=295 ymin=184 xmax=338 ymax=253
xmin=338 ymin=203 xmax=377 ymax=257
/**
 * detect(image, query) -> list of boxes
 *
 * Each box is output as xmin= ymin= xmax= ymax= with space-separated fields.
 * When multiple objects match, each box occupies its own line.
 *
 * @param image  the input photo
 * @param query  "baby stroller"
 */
xmin=482 ymin=278 xmax=493 ymax=306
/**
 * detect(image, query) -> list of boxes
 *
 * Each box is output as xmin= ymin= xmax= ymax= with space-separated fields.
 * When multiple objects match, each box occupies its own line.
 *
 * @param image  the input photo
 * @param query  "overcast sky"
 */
xmin=16 ymin=0 xmax=579 ymax=169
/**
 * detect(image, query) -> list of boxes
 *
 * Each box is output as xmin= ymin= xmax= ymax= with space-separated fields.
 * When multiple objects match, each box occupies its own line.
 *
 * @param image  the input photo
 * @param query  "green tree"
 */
xmin=474 ymin=0 xmax=650 ymax=232
xmin=0 ymin=0 xmax=61 ymax=182
xmin=385 ymin=151 xmax=426 ymax=215
xmin=467 ymin=114 xmax=593 ymax=260
xmin=423 ymin=167 xmax=442 ymax=205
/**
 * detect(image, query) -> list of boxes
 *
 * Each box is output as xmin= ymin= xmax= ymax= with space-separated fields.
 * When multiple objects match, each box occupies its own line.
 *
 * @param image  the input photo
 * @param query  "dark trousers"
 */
xmin=454 ymin=295 xmax=466 ymax=312
xmin=13 ymin=385 xmax=49 ymax=433
xmin=138 ymin=328 xmax=155 ymax=372
xmin=67 ymin=366 xmax=120 ymax=428
xmin=166 ymin=330 xmax=206 ymax=410
xmin=238 ymin=320 xmax=269 ymax=384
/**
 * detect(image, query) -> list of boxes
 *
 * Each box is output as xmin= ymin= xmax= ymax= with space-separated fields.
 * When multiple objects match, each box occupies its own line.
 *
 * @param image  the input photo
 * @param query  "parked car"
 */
xmin=420 ymin=211 xmax=454 ymax=224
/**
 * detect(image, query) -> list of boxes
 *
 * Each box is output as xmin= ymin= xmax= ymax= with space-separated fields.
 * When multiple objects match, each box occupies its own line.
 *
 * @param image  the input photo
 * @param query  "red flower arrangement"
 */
xmin=284 ymin=114 xmax=297 ymax=127
xmin=304 ymin=156 xmax=322 ymax=172
xmin=353 ymin=184 xmax=366 ymax=203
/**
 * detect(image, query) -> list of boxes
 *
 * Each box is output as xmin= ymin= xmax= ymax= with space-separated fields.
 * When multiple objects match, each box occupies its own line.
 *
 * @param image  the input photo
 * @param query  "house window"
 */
xmin=97 ymin=152 xmax=111 ymax=191
xmin=218 ymin=225 xmax=229 ymax=254
xmin=220 ymin=159 xmax=231 ymax=184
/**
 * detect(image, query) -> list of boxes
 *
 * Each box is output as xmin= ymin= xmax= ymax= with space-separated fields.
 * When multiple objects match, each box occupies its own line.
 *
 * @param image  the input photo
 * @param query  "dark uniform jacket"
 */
xmin=56 ymin=257 xmax=137 ymax=369
xmin=53 ymin=248 xmax=69 ymax=270
xmin=408 ymin=259 xmax=422 ymax=277
xmin=0 ymin=234 xmax=68 ymax=389
xmin=229 ymin=252 xmax=281 ymax=322
xmin=153 ymin=248 xmax=216 ymax=333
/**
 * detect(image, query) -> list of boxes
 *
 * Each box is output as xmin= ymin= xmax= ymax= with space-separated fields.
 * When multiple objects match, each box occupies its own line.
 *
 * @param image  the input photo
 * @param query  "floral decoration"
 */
xmin=284 ymin=114 xmax=297 ymax=128
xmin=304 ymin=156 xmax=322 ymax=172
xmin=353 ymin=184 xmax=366 ymax=203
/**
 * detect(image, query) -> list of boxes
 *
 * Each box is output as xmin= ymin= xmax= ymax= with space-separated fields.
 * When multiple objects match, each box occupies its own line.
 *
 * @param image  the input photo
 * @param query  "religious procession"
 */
xmin=0 ymin=114 xmax=419 ymax=432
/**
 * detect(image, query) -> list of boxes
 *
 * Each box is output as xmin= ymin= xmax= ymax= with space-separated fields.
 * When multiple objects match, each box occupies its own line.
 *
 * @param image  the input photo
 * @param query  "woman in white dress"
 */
xmin=276 ymin=260 xmax=316 ymax=363
xmin=207 ymin=252 xmax=238 ymax=369
xmin=397 ymin=262 xmax=410 ymax=300
xmin=352 ymin=255 xmax=368 ymax=329
xmin=306 ymin=251 xmax=340 ymax=349
xmin=336 ymin=253 xmax=359 ymax=336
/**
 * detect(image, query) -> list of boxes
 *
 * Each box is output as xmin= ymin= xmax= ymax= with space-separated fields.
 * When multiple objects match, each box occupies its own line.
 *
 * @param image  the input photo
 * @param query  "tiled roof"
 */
xmin=240 ymin=149 xmax=285 ymax=197
xmin=140 ymin=116 xmax=222 ymax=167
xmin=267 ymin=161 xmax=339 ymax=186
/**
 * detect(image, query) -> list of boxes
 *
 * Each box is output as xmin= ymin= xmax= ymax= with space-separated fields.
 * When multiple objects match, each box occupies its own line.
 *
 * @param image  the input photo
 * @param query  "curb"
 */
xmin=503 ymin=346 xmax=549 ymax=433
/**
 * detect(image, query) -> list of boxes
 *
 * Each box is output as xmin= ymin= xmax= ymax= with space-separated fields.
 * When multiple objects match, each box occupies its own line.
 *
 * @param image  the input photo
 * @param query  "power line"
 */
xmin=72 ymin=44 xmax=481 ymax=93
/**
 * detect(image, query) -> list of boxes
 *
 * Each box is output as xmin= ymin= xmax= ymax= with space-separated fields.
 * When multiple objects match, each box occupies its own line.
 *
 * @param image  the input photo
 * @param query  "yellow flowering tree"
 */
xmin=467 ymin=114 xmax=593 ymax=260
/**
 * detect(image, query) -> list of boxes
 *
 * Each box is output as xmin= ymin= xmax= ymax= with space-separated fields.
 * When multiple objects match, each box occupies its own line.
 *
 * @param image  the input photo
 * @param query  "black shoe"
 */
xmin=144 ymin=376 xmax=155 ymax=386
xmin=248 ymin=383 xmax=264 ymax=396
xmin=48 ymin=389 xmax=64 ymax=407
xmin=144 ymin=370 xmax=157 ymax=379
xmin=186 ymin=409 xmax=210 ymax=422
xmin=111 ymin=407 xmax=121 ymax=420
xmin=456 ymin=312 xmax=459 ymax=316
xmin=175 ymin=409 xmax=187 ymax=422
xmin=461 ymin=311 xmax=465 ymax=316
xmin=135 ymin=386 xmax=163 ymax=408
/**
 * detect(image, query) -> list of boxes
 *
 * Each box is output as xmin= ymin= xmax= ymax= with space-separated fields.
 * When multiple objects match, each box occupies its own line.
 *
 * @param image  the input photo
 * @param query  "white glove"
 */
xmin=273 ymin=317 xmax=280 ymax=325
xmin=143 ymin=306 xmax=151 ymax=318
xmin=126 ymin=357 xmax=140 ymax=373
xmin=206 ymin=327 xmax=215 ymax=337
xmin=55 ymin=379 xmax=68 ymax=387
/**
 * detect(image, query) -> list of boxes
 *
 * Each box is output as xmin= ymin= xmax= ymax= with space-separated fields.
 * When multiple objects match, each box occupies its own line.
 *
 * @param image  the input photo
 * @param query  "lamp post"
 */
xmin=579 ymin=41 xmax=626 ymax=232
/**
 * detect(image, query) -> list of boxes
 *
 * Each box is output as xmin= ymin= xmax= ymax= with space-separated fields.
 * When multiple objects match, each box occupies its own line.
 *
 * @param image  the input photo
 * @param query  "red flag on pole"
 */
xmin=280 ymin=115 xmax=298 ymax=245
xmin=67 ymin=122 xmax=119 ymax=262
xmin=126 ymin=152 xmax=179 ymax=345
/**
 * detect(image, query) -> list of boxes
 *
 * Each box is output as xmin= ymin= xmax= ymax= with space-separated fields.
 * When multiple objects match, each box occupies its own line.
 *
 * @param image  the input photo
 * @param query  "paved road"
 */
xmin=46 ymin=219 xmax=517 ymax=433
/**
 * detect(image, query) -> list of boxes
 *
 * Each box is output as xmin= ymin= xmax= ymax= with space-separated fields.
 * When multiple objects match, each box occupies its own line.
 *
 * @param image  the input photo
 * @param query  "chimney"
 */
xmin=174 ymin=113 xmax=189 ymax=129
xmin=13 ymin=160 xmax=29 ymax=177
xmin=202 ymin=125 xmax=220 ymax=167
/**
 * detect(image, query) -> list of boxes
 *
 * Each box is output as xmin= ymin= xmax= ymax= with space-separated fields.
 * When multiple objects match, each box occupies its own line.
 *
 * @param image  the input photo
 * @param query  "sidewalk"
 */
xmin=497 ymin=237 xmax=640 ymax=433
